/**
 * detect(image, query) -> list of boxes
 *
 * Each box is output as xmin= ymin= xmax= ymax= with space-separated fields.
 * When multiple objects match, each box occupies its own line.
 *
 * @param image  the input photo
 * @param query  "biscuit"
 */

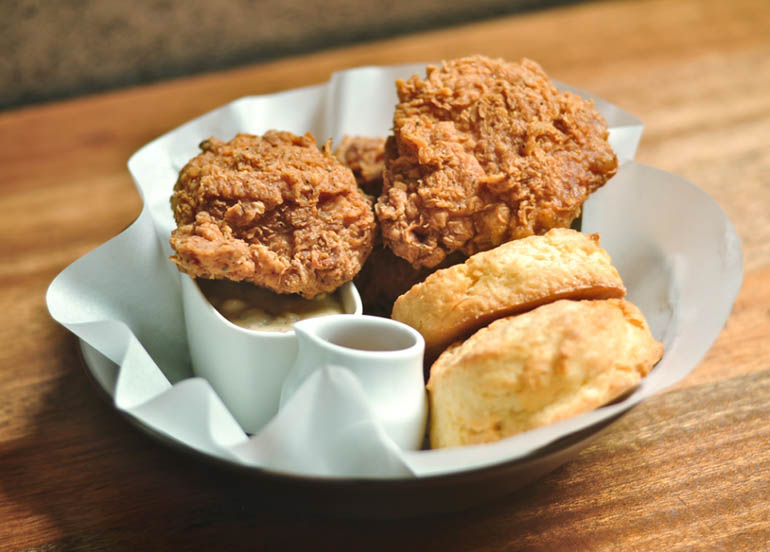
xmin=391 ymin=228 xmax=626 ymax=358
xmin=427 ymin=299 xmax=664 ymax=448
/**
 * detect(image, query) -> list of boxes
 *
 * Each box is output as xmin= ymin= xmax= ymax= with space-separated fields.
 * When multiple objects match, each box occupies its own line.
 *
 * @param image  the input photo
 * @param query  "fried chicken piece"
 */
xmin=376 ymin=56 xmax=618 ymax=268
xmin=353 ymin=240 xmax=465 ymax=317
xmin=333 ymin=135 xmax=423 ymax=316
xmin=333 ymin=135 xmax=386 ymax=197
xmin=170 ymin=131 xmax=376 ymax=298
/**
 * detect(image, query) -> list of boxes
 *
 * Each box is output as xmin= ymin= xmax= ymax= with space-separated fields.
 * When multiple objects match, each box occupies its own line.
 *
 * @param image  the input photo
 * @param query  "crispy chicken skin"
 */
xmin=353 ymin=241 xmax=466 ymax=317
xmin=169 ymin=131 xmax=376 ymax=298
xmin=333 ymin=135 xmax=387 ymax=197
xmin=376 ymin=56 xmax=618 ymax=268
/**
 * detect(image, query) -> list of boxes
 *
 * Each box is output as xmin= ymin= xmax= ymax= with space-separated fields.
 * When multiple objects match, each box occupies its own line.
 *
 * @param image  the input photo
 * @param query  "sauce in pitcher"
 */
xmin=198 ymin=278 xmax=344 ymax=332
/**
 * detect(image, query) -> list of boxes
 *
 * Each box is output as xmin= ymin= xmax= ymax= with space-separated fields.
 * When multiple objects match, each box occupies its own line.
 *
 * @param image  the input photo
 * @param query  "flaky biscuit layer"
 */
xmin=392 ymin=228 xmax=626 ymax=357
xmin=427 ymin=299 xmax=664 ymax=449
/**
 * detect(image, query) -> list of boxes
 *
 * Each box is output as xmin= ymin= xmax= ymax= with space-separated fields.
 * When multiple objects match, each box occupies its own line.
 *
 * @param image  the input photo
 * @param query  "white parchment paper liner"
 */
xmin=46 ymin=63 xmax=742 ymax=479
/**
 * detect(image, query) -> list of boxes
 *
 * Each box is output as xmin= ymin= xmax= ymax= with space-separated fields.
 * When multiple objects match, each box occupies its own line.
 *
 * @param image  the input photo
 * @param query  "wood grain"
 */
xmin=1 ymin=0 xmax=768 ymax=549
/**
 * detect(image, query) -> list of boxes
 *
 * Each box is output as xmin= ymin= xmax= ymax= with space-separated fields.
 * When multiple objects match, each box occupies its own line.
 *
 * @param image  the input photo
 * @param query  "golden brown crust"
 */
xmin=354 ymin=243 xmax=466 ymax=317
xmin=169 ymin=131 xmax=376 ymax=298
xmin=376 ymin=56 xmax=618 ymax=268
xmin=333 ymin=135 xmax=386 ymax=197
xmin=392 ymin=228 xmax=626 ymax=358
xmin=427 ymin=299 xmax=664 ymax=449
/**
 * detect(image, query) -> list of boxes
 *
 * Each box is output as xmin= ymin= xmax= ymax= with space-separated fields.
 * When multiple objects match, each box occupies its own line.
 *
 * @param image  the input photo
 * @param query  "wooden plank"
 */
xmin=0 ymin=0 xmax=767 ymax=548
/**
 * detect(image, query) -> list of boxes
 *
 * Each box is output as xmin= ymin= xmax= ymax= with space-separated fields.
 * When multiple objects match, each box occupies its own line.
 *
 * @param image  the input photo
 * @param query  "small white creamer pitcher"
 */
xmin=279 ymin=314 xmax=428 ymax=450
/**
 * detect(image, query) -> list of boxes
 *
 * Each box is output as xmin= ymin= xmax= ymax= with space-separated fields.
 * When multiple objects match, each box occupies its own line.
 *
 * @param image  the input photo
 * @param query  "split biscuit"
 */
xmin=427 ymin=298 xmax=664 ymax=449
xmin=392 ymin=228 xmax=626 ymax=357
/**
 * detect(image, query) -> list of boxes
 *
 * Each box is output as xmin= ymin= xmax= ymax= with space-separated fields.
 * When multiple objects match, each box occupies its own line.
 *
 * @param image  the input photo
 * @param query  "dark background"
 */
xmin=1 ymin=0 xmax=585 ymax=111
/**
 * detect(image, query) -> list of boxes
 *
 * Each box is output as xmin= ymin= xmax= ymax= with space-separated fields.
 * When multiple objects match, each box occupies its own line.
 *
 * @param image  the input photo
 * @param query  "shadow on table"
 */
xmin=0 ymin=329 xmax=583 ymax=550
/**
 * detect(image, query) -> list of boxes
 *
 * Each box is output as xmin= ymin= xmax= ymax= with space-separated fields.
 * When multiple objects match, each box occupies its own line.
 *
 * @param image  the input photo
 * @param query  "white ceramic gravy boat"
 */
xmin=280 ymin=314 xmax=428 ymax=450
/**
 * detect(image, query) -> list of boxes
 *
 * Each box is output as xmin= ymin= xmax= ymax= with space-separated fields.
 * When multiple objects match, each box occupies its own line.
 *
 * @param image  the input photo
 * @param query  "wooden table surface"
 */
xmin=2 ymin=0 xmax=769 ymax=549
